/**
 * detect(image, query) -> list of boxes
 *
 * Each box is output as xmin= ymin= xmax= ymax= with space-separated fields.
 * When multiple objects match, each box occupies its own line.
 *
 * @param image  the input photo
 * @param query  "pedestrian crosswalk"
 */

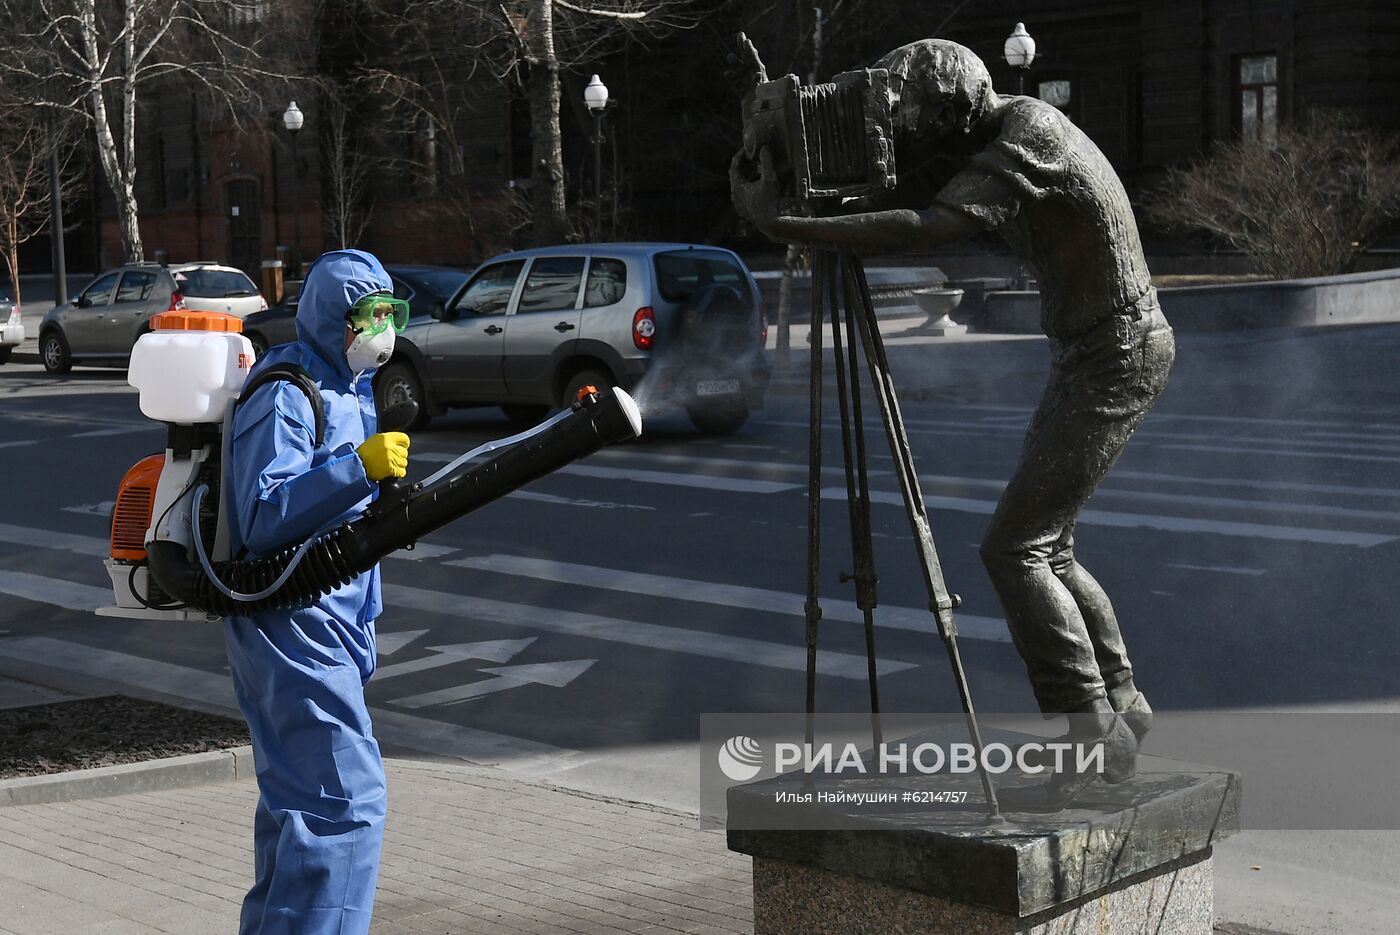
xmin=2 ymin=400 xmax=1398 ymax=723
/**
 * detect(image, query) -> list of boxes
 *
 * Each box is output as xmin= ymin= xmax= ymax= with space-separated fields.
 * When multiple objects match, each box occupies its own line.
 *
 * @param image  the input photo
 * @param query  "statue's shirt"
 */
xmin=934 ymin=97 xmax=1155 ymax=341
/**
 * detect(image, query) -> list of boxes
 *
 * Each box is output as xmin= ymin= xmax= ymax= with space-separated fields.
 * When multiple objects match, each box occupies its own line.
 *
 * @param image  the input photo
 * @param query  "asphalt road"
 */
xmin=2 ymin=322 xmax=1399 ymax=933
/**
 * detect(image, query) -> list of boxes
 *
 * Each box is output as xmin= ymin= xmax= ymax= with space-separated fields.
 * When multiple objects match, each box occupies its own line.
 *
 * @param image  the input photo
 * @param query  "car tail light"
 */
xmin=7 ymin=304 xmax=19 ymax=326
xmin=632 ymin=306 xmax=655 ymax=351
xmin=168 ymin=291 xmax=187 ymax=311
xmin=259 ymin=295 xmax=269 ymax=311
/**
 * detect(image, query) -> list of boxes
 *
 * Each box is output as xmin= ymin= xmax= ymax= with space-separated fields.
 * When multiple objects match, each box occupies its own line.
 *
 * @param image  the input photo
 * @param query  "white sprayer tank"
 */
xmin=128 ymin=310 xmax=255 ymax=424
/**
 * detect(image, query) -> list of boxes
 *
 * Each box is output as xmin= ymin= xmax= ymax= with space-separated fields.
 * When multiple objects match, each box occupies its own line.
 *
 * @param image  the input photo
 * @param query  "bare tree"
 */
xmin=0 ymin=0 xmax=314 ymax=263
xmin=0 ymin=108 xmax=84 ymax=308
xmin=322 ymin=93 xmax=374 ymax=250
xmin=1146 ymin=110 xmax=1400 ymax=279
xmin=385 ymin=0 xmax=705 ymax=247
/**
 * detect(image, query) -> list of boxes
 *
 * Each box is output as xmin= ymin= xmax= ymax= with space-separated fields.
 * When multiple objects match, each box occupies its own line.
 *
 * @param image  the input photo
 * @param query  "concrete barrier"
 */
xmin=977 ymin=267 xmax=1400 ymax=335
xmin=753 ymin=267 xmax=947 ymax=320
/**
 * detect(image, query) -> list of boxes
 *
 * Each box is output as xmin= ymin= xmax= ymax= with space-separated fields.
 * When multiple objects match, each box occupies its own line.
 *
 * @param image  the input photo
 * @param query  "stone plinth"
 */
xmin=727 ymin=747 xmax=1239 ymax=935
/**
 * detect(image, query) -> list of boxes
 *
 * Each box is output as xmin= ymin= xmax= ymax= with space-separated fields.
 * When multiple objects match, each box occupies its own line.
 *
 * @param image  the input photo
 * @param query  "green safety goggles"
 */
xmin=346 ymin=292 xmax=410 ymax=336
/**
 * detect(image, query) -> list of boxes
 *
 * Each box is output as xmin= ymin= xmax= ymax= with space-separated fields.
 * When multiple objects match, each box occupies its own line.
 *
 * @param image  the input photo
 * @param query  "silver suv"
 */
xmin=375 ymin=243 xmax=771 ymax=434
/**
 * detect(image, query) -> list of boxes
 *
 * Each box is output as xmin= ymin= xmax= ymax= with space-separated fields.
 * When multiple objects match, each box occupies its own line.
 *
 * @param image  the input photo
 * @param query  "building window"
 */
xmin=229 ymin=1 xmax=268 ymax=24
xmin=1038 ymin=80 xmax=1072 ymax=110
xmin=1035 ymin=78 xmax=1076 ymax=122
xmin=1236 ymin=53 xmax=1278 ymax=144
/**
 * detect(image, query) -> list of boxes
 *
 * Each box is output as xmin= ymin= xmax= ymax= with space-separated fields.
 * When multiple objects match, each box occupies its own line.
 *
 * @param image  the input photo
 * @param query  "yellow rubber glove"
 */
xmin=357 ymin=432 xmax=410 ymax=481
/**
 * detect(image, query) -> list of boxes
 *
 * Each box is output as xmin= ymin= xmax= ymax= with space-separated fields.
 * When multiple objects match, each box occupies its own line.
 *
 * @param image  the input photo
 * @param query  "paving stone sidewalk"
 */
xmin=0 ymin=759 xmax=752 ymax=934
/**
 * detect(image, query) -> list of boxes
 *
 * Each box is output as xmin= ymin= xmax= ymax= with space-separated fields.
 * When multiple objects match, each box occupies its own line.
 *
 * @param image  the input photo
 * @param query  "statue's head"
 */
xmin=876 ymin=39 xmax=994 ymax=140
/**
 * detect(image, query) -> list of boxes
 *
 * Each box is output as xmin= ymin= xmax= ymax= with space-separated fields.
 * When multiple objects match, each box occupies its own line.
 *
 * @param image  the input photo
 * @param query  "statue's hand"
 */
xmin=725 ymin=31 xmax=769 ymax=96
xmin=730 ymin=146 xmax=780 ymax=235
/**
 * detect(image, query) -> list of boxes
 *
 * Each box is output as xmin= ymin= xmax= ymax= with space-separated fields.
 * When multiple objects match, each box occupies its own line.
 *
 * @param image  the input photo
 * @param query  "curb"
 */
xmin=0 ymin=744 xmax=255 ymax=807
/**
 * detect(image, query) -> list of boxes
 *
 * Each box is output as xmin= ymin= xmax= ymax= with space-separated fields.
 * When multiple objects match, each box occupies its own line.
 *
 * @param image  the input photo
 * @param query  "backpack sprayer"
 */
xmin=98 ymin=311 xmax=642 ymax=622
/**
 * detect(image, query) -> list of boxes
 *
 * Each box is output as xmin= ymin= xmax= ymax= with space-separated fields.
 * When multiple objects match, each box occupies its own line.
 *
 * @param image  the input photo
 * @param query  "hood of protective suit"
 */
xmin=295 ymin=249 xmax=394 ymax=383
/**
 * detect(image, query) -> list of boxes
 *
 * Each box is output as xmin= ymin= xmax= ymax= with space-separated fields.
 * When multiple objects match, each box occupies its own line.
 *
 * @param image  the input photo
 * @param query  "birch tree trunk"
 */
xmin=525 ymin=0 xmax=571 ymax=245
xmin=79 ymin=0 xmax=143 ymax=262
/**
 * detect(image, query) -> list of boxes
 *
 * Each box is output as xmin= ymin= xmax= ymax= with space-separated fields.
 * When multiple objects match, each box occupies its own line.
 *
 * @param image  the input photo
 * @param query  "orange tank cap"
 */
xmin=150 ymin=310 xmax=244 ymax=333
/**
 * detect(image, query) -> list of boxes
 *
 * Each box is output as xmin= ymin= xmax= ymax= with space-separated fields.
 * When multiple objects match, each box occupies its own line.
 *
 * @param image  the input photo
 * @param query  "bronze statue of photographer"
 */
xmin=731 ymin=36 xmax=1175 ymax=802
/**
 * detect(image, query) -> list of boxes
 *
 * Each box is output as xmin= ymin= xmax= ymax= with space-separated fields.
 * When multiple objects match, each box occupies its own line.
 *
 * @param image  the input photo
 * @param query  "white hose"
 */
xmin=418 ymin=408 xmax=575 ymax=488
xmin=190 ymin=484 xmax=330 ymax=603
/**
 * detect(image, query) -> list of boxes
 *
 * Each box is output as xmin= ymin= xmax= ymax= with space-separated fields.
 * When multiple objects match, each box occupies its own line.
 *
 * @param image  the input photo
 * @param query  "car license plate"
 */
xmin=696 ymin=379 xmax=740 ymax=397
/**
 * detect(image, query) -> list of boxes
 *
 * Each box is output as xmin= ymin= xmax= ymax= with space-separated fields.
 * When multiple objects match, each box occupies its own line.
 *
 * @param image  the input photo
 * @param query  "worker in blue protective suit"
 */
xmin=222 ymin=249 xmax=411 ymax=935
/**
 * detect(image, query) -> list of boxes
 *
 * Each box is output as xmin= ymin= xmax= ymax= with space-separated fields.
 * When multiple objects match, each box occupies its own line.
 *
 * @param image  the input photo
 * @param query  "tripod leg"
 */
xmin=802 ymin=250 xmax=826 ymax=781
xmin=844 ymin=254 xmax=1003 ymax=821
xmin=828 ymin=257 xmax=882 ymax=749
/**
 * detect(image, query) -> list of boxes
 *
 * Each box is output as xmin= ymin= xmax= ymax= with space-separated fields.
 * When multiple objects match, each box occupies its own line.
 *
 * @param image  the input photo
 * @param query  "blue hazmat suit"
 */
xmin=223 ymin=250 xmax=391 ymax=935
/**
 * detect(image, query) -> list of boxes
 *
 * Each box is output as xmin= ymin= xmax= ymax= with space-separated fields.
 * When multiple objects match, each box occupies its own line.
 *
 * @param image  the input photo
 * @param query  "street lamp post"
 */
xmin=1002 ymin=23 xmax=1036 ymax=289
xmin=49 ymin=121 xmax=67 ymax=306
xmin=583 ymin=74 xmax=609 ymax=240
xmin=282 ymin=101 xmax=305 ymax=277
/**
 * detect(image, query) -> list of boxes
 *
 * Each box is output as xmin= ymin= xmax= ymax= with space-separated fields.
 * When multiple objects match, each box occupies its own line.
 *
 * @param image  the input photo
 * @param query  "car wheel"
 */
xmin=374 ymin=361 xmax=430 ymax=431
xmin=246 ymin=331 xmax=268 ymax=357
xmin=41 ymin=329 xmax=72 ymax=374
xmin=561 ymin=369 xmax=610 ymax=410
xmin=687 ymin=403 xmax=749 ymax=435
xmin=501 ymin=403 xmax=550 ymax=426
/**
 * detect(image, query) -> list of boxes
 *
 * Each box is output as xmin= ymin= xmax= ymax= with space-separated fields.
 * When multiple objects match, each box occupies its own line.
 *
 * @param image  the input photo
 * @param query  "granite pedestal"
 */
xmin=727 ymin=748 xmax=1240 ymax=935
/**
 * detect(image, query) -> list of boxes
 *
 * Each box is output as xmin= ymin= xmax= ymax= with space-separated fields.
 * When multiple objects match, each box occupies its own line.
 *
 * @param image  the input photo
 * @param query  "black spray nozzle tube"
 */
xmin=147 ymin=389 xmax=642 ymax=616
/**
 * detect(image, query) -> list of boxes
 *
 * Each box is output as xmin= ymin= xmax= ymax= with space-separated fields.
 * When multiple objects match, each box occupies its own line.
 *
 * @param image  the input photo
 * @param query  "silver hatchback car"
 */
xmin=38 ymin=262 xmax=265 ymax=373
xmin=375 ymin=243 xmax=771 ymax=433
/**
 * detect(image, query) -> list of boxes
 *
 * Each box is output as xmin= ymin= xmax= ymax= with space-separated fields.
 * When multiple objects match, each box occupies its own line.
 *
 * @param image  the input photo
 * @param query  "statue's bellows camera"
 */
xmin=742 ymin=68 xmax=896 ymax=203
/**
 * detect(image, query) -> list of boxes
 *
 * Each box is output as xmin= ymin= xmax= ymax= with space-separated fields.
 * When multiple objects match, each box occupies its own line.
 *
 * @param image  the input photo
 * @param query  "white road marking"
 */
xmin=376 ymin=628 xmax=430 ymax=656
xmin=0 ymin=570 xmax=109 ymax=611
xmin=0 ymin=522 xmax=106 ymax=555
xmin=1161 ymin=443 xmax=1400 ymax=464
xmin=1165 ymin=562 xmax=1268 ymax=577
xmin=382 ymin=583 xmax=918 ymax=679
xmin=61 ymin=501 xmax=116 ymax=517
xmin=69 ymin=426 xmax=152 ymax=438
xmin=447 ymin=553 xmax=1010 ymax=643
xmin=510 ymin=490 xmax=655 ymax=511
xmin=915 ymin=473 xmax=1400 ymax=523
xmin=590 ymin=447 xmax=890 ymax=479
xmin=373 ymin=638 xmax=536 ymax=680
xmin=837 ymin=488 xmax=1396 ymax=548
xmin=0 ymin=439 xmax=37 ymax=449
xmin=557 ymin=463 xmax=802 ymax=494
xmin=0 ymin=635 xmax=587 ymax=777
xmin=389 ymin=543 xmax=459 ymax=561
xmin=389 ymin=659 xmax=595 ymax=709
xmin=771 ymin=415 xmax=1400 ymax=457
xmin=1111 ymin=469 xmax=1400 ymax=500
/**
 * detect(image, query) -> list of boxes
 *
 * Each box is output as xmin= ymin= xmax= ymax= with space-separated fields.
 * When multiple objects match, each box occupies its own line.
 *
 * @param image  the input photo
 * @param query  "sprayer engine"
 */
xmin=98 ymin=313 xmax=643 ymax=622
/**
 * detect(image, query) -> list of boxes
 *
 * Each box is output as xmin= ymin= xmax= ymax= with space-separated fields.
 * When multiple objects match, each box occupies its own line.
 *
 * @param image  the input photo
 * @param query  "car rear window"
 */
xmin=173 ymin=268 xmax=259 ymax=298
xmin=653 ymin=251 xmax=747 ymax=304
xmin=584 ymin=258 xmax=627 ymax=307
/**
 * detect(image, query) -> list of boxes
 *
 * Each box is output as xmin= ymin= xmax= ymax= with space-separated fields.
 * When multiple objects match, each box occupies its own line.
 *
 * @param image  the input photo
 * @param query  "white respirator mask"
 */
xmin=345 ymin=326 xmax=396 ymax=374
